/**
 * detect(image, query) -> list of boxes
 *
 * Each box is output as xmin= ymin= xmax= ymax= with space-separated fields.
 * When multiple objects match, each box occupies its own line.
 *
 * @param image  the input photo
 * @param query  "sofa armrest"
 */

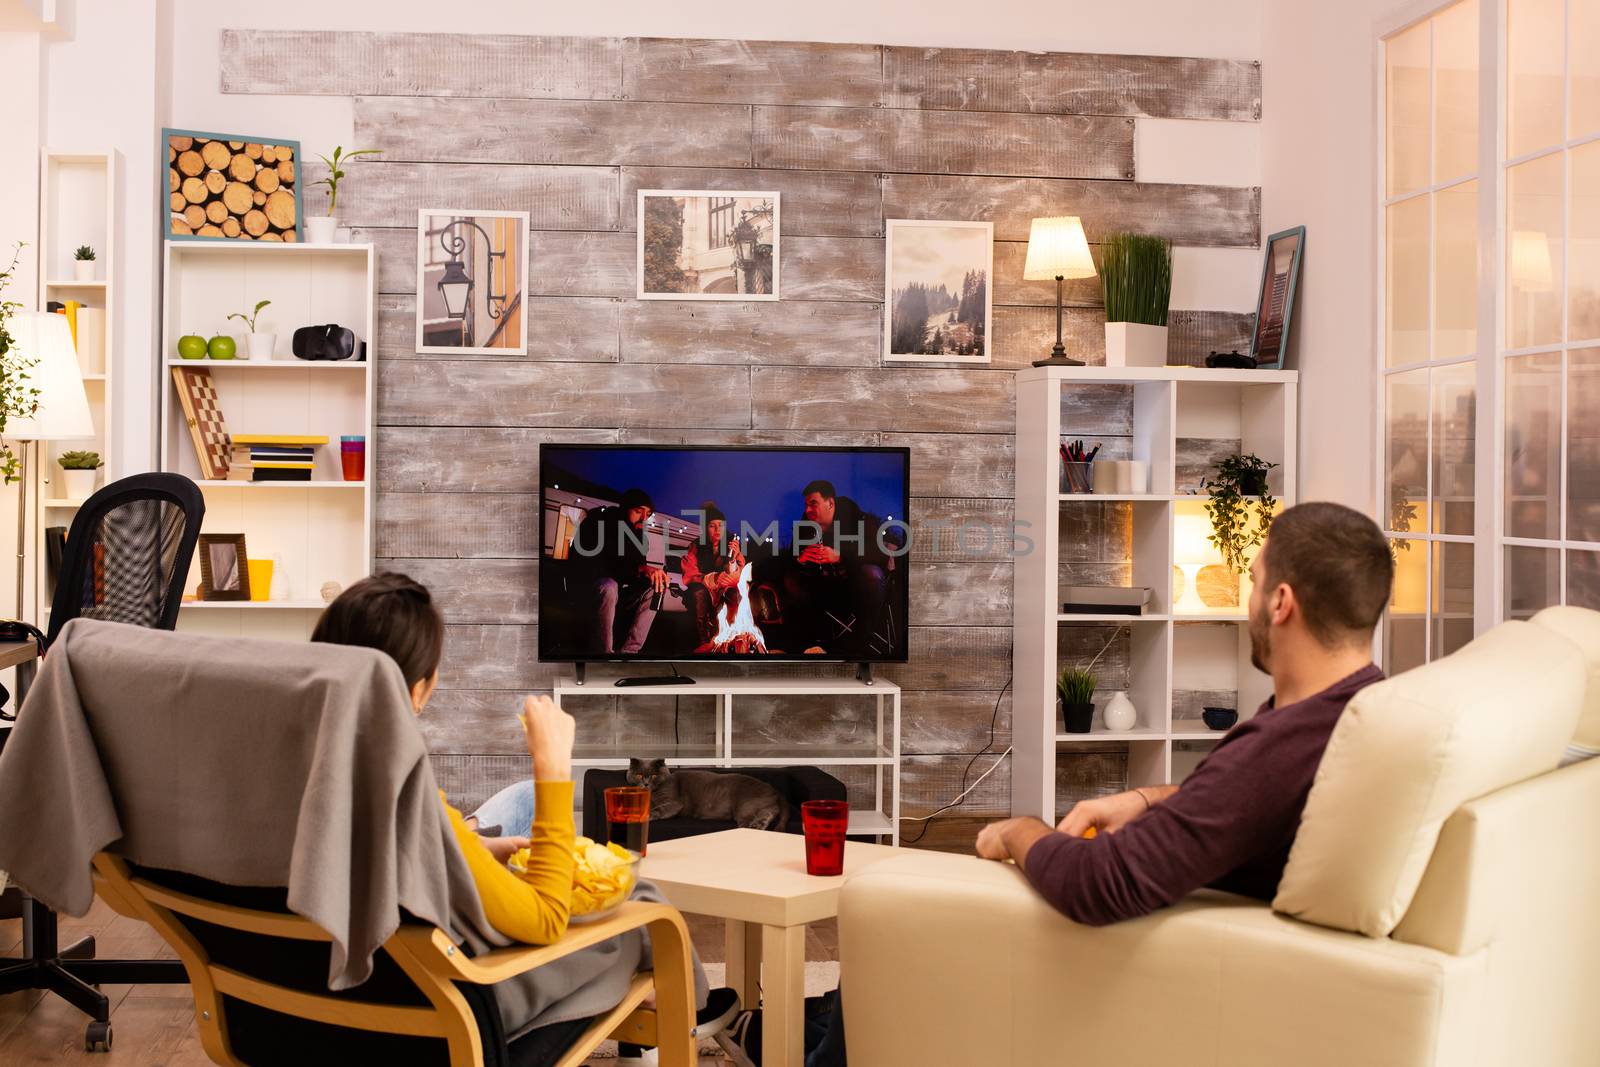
xmin=839 ymin=851 xmax=1489 ymax=1067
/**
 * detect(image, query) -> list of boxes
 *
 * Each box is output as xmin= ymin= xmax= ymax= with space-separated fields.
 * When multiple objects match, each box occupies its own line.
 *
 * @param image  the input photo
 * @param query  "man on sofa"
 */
xmin=976 ymin=501 xmax=1395 ymax=924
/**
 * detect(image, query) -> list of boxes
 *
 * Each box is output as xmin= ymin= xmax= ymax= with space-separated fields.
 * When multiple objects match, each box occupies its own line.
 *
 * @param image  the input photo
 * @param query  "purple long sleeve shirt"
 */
xmin=1024 ymin=664 xmax=1385 ymax=926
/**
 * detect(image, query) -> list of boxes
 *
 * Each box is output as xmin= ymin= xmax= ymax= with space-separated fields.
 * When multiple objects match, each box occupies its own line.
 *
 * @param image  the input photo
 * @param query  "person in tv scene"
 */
xmin=310 ymin=573 xmax=738 ymax=1062
xmin=573 ymin=487 xmax=668 ymax=655
xmin=722 ymin=503 xmax=1395 ymax=1066
xmin=681 ymin=500 xmax=746 ymax=647
xmin=781 ymin=479 xmax=892 ymax=656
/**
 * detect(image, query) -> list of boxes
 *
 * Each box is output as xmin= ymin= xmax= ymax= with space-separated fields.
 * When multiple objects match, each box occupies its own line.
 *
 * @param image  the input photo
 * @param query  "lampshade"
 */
xmin=1173 ymin=511 xmax=1217 ymax=567
xmin=1022 ymin=216 xmax=1097 ymax=281
xmin=5 ymin=312 xmax=95 ymax=442
xmin=1510 ymin=230 xmax=1553 ymax=293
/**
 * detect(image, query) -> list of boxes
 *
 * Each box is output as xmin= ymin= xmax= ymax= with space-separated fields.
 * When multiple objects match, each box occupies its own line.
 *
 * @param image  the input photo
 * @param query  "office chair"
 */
xmin=0 ymin=472 xmax=204 ymax=1050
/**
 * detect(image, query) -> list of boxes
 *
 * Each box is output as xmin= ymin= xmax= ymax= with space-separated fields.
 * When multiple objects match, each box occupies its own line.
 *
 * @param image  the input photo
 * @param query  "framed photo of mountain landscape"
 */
xmin=884 ymin=219 xmax=992 ymax=363
xmin=163 ymin=128 xmax=301 ymax=241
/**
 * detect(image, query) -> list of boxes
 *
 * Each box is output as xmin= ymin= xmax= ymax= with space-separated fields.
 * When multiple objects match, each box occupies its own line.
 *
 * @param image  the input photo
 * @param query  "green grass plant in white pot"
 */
xmin=1101 ymin=233 xmax=1172 ymax=367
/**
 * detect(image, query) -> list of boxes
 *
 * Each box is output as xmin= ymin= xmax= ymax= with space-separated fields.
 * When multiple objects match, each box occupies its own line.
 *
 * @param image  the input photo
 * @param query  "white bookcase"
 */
xmin=1012 ymin=365 xmax=1299 ymax=821
xmin=33 ymin=149 xmax=116 ymax=621
xmin=159 ymin=240 xmax=376 ymax=639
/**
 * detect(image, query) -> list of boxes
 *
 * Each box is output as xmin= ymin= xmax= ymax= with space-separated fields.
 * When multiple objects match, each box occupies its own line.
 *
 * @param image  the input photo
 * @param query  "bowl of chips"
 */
xmin=509 ymin=836 xmax=640 ymax=923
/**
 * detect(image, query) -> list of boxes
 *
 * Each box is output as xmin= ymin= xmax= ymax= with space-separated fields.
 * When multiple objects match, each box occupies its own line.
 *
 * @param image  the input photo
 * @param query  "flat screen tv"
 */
xmin=539 ymin=444 xmax=910 ymax=664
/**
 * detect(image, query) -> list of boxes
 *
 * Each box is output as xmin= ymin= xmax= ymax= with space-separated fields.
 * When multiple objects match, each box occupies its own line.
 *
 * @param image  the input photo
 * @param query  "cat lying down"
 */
xmin=626 ymin=758 xmax=791 ymax=832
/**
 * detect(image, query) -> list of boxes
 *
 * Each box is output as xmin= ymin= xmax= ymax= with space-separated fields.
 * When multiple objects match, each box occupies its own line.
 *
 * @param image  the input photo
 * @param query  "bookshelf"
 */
xmin=159 ymin=241 xmax=376 ymax=638
xmin=1012 ymin=365 xmax=1299 ymax=821
xmin=34 ymin=149 xmax=116 ymax=621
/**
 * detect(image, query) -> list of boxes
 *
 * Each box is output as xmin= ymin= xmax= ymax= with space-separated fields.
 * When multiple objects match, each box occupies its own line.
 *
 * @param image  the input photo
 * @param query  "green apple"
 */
xmin=177 ymin=334 xmax=208 ymax=360
xmin=207 ymin=334 xmax=237 ymax=360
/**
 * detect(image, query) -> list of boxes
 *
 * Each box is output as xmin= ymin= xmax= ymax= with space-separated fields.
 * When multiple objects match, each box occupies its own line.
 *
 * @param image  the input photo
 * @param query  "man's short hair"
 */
xmin=802 ymin=480 xmax=836 ymax=501
xmin=620 ymin=487 xmax=654 ymax=512
xmin=1261 ymin=502 xmax=1394 ymax=645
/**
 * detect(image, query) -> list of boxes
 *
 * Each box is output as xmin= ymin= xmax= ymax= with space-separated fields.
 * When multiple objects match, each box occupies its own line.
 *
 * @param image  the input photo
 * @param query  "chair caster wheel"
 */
xmin=85 ymin=1020 xmax=112 ymax=1052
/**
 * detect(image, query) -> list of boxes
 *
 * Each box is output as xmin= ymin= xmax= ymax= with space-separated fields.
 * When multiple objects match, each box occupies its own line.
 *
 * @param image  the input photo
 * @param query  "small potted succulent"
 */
xmin=228 ymin=299 xmax=275 ymax=359
xmin=73 ymin=245 xmax=96 ymax=282
xmin=308 ymin=146 xmax=380 ymax=243
xmin=1057 ymin=665 xmax=1097 ymax=734
xmin=1101 ymin=233 xmax=1172 ymax=367
xmin=57 ymin=450 xmax=102 ymax=499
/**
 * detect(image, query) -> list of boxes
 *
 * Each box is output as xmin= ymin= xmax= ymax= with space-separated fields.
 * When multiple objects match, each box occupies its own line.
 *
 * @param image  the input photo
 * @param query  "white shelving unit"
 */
xmin=34 ymin=149 xmax=117 ymax=621
xmin=553 ymin=671 xmax=902 ymax=844
xmin=1012 ymin=365 xmax=1299 ymax=820
xmin=159 ymin=241 xmax=376 ymax=638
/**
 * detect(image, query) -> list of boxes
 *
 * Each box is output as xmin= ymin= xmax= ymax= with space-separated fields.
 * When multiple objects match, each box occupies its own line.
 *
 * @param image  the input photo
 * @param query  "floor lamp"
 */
xmin=6 ymin=313 xmax=96 ymax=621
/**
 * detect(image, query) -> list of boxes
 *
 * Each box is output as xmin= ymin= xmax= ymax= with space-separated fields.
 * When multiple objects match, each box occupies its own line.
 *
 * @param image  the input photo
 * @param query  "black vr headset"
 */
xmin=292 ymin=323 xmax=367 ymax=362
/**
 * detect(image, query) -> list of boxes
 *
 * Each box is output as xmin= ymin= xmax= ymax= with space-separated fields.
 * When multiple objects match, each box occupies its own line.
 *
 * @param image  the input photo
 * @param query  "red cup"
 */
xmin=340 ymin=437 xmax=365 ymax=482
xmin=604 ymin=786 xmax=652 ymax=856
xmin=801 ymin=800 xmax=849 ymax=876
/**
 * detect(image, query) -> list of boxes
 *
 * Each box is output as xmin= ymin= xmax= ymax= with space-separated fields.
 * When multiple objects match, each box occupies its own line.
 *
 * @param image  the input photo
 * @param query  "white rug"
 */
xmin=587 ymin=960 xmax=841 ymax=1060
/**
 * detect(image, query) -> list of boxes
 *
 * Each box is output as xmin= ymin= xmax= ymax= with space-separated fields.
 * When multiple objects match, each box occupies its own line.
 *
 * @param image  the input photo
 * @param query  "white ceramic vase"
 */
xmin=247 ymin=332 xmax=277 ymax=359
xmin=61 ymin=468 xmax=99 ymax=500
xmin=305 ymin=215 xmax=339 ymax=244
xmin=73 ymin=260 xmax=96 ymax=281
xmin=1104 ymin=322 xmax=1169 ymax=368
xmin=1102 ymin=691 xmax=1138 ymax=732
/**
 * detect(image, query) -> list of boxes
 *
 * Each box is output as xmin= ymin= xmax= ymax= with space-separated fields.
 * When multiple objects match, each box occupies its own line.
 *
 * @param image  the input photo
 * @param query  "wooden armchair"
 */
xmin=92 ymin=854 xmax=697 ymax=1066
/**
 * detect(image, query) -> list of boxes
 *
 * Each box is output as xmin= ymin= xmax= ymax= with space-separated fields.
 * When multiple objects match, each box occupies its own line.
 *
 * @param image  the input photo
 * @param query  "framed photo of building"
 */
xmin=884 ymin=219 xmax=993 ymax=364
xmin=415 ymin=209 xmax=529 ymax=355
xmin=163 ymin=128 xmax=301 ymax=241
xmin=1249 ymin=225 xmax=1305 ymax=369
xmin=636 ymin=190 xmax=779 ymax=300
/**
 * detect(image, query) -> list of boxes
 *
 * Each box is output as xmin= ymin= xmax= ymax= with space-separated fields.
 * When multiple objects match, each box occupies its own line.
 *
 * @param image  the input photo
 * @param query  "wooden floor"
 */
xmin=0 ymin=901 xmax=836 ymax=1065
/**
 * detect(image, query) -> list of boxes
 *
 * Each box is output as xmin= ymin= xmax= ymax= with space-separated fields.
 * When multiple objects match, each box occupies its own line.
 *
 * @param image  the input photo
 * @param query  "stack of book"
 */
xmin=227 ymin=434 xmax=329 ymax=482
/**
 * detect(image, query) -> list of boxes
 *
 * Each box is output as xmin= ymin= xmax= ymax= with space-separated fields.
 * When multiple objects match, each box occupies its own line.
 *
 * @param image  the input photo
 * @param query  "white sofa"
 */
xmin=838 ymin=610 xmax=1600 ymax=1066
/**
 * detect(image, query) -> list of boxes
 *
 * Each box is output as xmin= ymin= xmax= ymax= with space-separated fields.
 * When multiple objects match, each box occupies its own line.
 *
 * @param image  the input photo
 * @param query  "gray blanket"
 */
xmin=0 ymin=619 xmax=703 ymax=1037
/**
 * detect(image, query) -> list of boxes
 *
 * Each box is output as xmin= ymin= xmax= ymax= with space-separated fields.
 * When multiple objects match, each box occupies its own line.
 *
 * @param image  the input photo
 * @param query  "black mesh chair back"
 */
xmin=47 ymin=473 xmax=204 ymax=644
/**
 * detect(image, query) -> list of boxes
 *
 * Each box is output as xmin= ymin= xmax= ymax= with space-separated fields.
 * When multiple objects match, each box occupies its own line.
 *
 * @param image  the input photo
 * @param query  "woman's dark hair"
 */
xmin=310 ymin=572 xmax=444 ymax=689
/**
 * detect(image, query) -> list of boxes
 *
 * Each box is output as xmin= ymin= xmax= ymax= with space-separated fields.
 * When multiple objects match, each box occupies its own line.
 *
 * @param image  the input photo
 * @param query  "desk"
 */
xmin=643 ymin=828 xmax=899 ymax=1067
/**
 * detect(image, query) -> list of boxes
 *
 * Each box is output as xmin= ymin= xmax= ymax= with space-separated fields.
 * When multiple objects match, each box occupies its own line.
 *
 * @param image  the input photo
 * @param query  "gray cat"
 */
xmin=626 ymin=758 xmax=791 ymax=831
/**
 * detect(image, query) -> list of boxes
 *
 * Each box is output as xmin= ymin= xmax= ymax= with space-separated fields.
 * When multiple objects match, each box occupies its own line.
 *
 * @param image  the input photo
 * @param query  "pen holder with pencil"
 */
xmin=1061 ymin=461 xmax=1094 ymax=494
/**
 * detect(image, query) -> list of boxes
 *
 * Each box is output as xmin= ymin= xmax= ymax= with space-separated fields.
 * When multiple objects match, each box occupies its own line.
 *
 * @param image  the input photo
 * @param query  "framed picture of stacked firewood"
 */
xmin=163 ymin=128 xmax=301 ymax=242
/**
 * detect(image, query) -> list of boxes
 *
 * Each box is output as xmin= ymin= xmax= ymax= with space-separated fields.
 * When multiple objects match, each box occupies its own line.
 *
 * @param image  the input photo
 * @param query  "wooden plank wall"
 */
xmin=222 ymin=30 xmax=1262 ymax=852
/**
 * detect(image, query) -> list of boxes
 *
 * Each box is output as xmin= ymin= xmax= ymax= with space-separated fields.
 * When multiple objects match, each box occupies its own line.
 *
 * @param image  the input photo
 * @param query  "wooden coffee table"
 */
xmin=641 ymin=827 xmax=899 ymax=1067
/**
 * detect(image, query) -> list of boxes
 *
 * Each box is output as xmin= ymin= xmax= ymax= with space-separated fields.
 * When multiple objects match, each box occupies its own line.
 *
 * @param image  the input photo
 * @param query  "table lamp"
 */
xmin=1173 ymin=511 xmax=1216 ymax=614
xmin=1023 ymin=215 xmax=1098 ymax=367
xmin=6 ymin=312 xmax=96 ymax=619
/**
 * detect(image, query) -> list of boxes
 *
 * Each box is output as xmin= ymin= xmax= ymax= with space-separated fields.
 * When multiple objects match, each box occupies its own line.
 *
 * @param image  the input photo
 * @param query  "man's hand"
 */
xmin=643 ymin=565 xmax=669 ymax=593
xmin=1056 ymin=787 xmax=1170 ymax=837
xmin=480 ymin=835 xmax=532 ymax=865
xmin=519 ymin=695 xmax=576 ymax=783
xmin=974 ymin=817 xmax=1055 ymax=869
xmin=799 ymin=545 xmax=841 ymax=565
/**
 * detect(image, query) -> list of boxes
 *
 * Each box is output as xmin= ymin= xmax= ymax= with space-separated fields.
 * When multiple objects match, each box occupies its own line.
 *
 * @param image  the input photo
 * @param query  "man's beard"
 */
xmin=1248 ymin=604 xmax=1271 ymax=674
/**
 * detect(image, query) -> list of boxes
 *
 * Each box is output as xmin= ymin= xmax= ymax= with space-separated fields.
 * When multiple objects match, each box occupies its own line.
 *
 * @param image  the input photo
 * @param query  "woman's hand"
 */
xmin=480 ymin=835 xmax=532 ymax=865
xmin=519 ymin=695 xmax=576 ymax=783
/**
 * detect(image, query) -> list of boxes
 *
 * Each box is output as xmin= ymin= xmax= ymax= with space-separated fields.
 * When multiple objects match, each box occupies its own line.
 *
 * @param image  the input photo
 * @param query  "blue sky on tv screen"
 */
xmin=545 ymin=448 xmax=907 ymax=544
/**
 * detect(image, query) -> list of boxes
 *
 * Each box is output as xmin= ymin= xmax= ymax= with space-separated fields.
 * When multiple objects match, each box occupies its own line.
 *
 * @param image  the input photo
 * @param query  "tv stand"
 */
xmin=856 ymin=662 xmax=874 ymax=686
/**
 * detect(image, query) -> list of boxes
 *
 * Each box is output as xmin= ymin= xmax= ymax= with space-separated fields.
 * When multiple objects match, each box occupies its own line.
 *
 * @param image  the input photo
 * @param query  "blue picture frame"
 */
xmin=1249 ymin=225 xmax=1305 ymax=369
xmin=162 ymin=127 xmax=303 ymax=242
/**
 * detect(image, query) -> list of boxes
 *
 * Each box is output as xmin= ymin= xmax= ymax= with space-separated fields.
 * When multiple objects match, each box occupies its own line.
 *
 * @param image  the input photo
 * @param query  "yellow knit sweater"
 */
xmin=439 ymin=780 xmax=576 ymax=945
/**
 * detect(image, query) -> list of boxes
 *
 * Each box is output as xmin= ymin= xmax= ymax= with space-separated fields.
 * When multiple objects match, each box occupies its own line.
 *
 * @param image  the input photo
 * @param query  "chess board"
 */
xmin=171 ymin=366 xmax=230 ymax=479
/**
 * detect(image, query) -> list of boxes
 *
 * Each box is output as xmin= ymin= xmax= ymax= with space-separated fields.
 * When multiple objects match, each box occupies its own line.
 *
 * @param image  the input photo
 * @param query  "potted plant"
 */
xmin=1202 ymin=453 xmax=1279 ymax=574
xmin=1101 ymin=233 xmax=1172 ymax=367
xmin=1057 ymin=665 xmax=1096 ymax=734
xmin=0 ymin=243 xmax=42 ymax=483
xmin=58 ymin=450 xmax=102 ymax=499
xmin=228 ymin=299 xmax=274 ymax=360
xmin=73 ymin=245 xmax=96 ymax=282
xmin=308 ymin=146 xmax=380 ymax=243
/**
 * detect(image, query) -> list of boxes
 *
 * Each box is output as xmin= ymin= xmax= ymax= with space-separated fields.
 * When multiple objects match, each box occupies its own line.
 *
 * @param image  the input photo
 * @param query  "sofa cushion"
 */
xmin=1273 ymin=620 xmax=1584 ymax=937
xmin=1529 ymin=605 xmax=1600 ymax=764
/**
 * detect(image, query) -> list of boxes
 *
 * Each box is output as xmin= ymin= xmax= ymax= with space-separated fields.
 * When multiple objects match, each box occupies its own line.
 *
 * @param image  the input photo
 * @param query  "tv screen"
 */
xmin=539 ymin=445 xmax=910 ymax=663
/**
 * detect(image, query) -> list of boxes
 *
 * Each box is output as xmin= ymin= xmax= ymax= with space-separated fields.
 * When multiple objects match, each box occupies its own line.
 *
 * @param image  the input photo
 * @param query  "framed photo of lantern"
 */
xmin=163 ymin=128 xmax=301 ymax=241
xmin=636 ymin=190 xmax=780 ymax=300
xmin=415 ymin=209 xmax=529 ymax=355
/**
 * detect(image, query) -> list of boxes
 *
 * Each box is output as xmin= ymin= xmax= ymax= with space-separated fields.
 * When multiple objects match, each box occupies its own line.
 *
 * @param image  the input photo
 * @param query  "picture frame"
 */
xmin=198 ymin=534 xmax=250 ymax=601
xmin=883 ymin=219 xmax=993 ymax=364
xmin=1249 ymin=226 xmax=1306 ymax=369
xmin=415 ymin=209 xmax=530 ymax=355
xmin=636 ymin=190 xmax=780 ymax=301
xmin=163 ymin=128 xmax=302 ymax=242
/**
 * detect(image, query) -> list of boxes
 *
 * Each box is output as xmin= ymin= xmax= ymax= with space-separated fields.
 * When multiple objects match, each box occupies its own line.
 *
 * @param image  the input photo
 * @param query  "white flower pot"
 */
xmin=1102 ymin=691 xmax=1138 ymax=732
xmin=247 ymin=332 xmax=277 ymax=359
xmin=73 ymin=260 xmax=96 ymax=282
xmin=61 ymin=468 xmax=99 ymax=500
xmin=1104 ymin=322 xmax=1169 ymax=368
xmin=305 ymin=215 xmax=338 ymax=244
